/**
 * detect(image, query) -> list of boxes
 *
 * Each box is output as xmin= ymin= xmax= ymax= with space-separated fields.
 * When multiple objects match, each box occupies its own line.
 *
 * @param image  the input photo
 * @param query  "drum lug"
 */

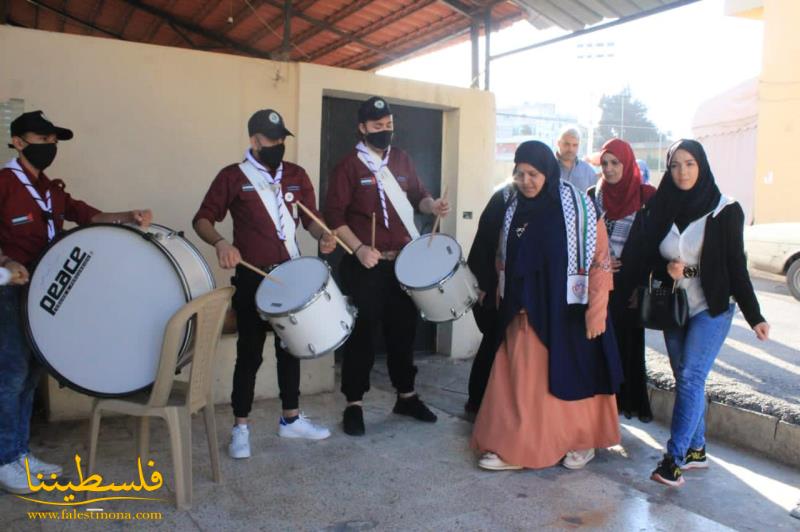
xmin=308 ymin=343 xmax=316 ymax=355
xmin=340 ymin=320 xmax=350 ymax=331
xmin=323 ymin=290 xmax=331 ymax=301
xmin=437 ymin=284 xmax=445 ymax=294
xmin=275 ymin=323 xmax=285 ymax=331
xmin=450 ymin=307 xmax=457 ymax=318
xmin=289 ymin=314 xmax=298 ymax=325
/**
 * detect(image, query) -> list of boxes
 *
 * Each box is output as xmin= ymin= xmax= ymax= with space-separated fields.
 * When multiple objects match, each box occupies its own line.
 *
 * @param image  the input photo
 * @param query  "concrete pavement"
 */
xmin=3 ymin=374 xmax=799 ymax=531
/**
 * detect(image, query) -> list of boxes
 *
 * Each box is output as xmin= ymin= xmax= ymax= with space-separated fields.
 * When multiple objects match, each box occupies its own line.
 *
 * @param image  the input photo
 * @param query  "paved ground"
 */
xmin=2 ymin=376 xmax=799 ymax=531
xmin=646 ymin=270 xmax=800 ymax=424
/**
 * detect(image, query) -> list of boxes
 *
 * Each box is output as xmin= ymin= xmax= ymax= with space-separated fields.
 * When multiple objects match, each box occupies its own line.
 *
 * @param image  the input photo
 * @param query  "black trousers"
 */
xmin=467 ymin=302 xmax=500 ymax=409
xmin=339 ymin=255 xmax=418 ymax=402
xmin=610 ymin=293 xmax=652 ymax=418
xmin=231 ymin=265 xmax=300 ymax=417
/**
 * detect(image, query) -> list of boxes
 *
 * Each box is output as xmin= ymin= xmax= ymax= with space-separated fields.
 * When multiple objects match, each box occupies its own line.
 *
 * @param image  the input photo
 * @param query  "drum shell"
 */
xmin=402 ymin=260 xmax=479 ymax=322
xmin=256 ymin=258 xmax=355 ymax=359
xmin=394 ymin=233 xmax=479 ymax=323
xmin=147 ymin=224 xmax=215 ymax=301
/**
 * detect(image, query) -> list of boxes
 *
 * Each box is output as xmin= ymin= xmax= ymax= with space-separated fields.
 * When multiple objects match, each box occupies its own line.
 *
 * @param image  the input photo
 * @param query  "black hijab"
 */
xmin=646 ymin=139 xmax=721 ymax=244
xmin=512 ymin=140 xmax=561 ymax=206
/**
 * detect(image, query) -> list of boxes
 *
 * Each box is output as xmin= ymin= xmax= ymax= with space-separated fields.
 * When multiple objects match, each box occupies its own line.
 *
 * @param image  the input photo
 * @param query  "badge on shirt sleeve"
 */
xmin=360 ymin=177 xmax=375 ymax=186
xmin=242 ymin=184 xmax=255 ymax=192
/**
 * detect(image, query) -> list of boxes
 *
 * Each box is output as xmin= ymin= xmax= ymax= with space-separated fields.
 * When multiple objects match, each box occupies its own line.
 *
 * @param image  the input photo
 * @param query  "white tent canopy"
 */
xmin=692 ymin=78 xmax=758 ymax=223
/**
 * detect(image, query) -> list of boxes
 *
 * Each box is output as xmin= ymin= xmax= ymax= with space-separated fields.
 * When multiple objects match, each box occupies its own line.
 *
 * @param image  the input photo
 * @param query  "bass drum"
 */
xmin=24 ymin=223 xmax=215 ymax=397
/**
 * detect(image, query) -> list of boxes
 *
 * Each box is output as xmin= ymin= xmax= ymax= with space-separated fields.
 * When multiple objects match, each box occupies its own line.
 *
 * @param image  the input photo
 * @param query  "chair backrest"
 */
xmin=147 ymin=287 xmax=235 ymax=411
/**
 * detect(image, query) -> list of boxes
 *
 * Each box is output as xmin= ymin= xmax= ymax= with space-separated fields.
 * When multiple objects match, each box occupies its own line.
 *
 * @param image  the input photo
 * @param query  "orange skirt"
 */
xmin=470 ymin=314 xmax=620 ymax=469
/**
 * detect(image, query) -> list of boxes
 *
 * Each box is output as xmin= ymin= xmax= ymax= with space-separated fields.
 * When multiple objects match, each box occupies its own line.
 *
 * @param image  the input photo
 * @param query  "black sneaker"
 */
xmin=683 ymin=446 xmax=708 ymax=470
xmin=343 ymin=405 xmax=365 ymax=436
xmin=393 ymin=395 xmax=437 ymax=423
xmin=651 ymin=454 xmax=685 ymax=487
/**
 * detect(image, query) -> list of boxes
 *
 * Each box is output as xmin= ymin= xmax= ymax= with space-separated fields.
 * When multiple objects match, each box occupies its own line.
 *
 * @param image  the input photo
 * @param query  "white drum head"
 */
xmin=25 ymin=225 xmax=189 ymax=396
xmin=395 ymin=233 xmax=462 ymax=289
xmin=256 ymin=257 xmax=328 ymax=316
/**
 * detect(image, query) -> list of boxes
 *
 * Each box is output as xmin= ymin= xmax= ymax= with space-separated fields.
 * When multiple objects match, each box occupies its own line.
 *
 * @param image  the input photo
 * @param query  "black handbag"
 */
xmin=637 ymin=273 xmax=689 ymax=330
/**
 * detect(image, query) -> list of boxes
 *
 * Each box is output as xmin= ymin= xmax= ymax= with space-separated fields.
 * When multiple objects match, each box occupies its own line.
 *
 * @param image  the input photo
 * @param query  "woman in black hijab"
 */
xmin=642 ymin=140 xmax=770 ymax=487
xmin=470 ymin=141 xmax=622 ymax=471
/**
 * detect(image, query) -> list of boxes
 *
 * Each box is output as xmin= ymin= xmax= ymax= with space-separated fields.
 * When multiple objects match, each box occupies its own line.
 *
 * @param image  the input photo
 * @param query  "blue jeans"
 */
xmin=0 ymin=286 xmax=42 ymax=465
xmin=664 ymin=304 xmax=735 ymax=464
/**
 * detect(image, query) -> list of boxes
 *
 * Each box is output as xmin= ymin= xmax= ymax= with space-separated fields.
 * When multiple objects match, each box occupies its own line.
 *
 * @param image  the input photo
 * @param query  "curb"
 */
xmin=648 ymin=384 xmax=800 ymax=468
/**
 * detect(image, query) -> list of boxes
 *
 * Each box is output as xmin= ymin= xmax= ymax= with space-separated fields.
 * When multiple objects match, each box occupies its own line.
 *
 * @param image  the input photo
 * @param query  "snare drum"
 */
xmin=255 ymin=257 xmax=355 ymax=359
xmin=394 ymin=233 xmax=479 ymax=322
xmin=24 ymin=223 xmax=215 ymax=397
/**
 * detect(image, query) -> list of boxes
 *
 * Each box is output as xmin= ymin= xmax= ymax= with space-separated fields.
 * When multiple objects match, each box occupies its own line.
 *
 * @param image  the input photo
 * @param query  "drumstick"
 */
xmin=296 ymin=201 xmax=354 ymax=254
xmin=239 ymin=260 xmax=283 ymax=285
xmin=371 ymin=212 xmax=376 ymax=249
xmin=428 ymin=185 xmax=449 ymax=248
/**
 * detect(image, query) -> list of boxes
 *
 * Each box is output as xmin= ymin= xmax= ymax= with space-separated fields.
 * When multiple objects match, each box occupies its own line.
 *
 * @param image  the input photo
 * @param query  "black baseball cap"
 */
xmin=247 ymin=109 xmax=293 ymax=139
xmin=358 ymin=96 xmax=392 ymax=123
xmin=9 ymin=111 xmax=73 ymax=144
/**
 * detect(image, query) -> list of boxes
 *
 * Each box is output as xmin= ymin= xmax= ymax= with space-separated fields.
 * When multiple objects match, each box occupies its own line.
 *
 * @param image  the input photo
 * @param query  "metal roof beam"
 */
xmin=288 ymin=0 xmax=374 ymax=50
xmin=306 ymin=0 xmax=437 ymax=62
xmin=22 ymin=0 xmax=122 ymax=37
xmin=117 ymin=0 xmax=271 ymax=58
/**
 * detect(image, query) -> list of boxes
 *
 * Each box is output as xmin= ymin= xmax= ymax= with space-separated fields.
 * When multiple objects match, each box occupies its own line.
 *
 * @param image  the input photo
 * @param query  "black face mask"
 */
xmin=365 ymin=130 xmax=393 ymax=151
xmin=257 ymin=143 xmax=285 ymax=170
xmin=22 ymin=142 xmax=57 ymax=171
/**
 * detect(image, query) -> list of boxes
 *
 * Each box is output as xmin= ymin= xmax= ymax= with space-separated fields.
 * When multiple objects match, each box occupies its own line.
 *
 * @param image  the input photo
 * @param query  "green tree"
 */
xmin=593 ymin=87 xmax=670 ymax=151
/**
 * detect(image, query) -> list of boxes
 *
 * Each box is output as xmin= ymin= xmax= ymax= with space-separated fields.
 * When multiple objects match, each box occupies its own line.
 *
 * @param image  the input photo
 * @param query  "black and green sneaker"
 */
xmin=651 ymin=454 xmax=685 ymax=487
xmin=683 ymin=446 xmax=708 ymax=470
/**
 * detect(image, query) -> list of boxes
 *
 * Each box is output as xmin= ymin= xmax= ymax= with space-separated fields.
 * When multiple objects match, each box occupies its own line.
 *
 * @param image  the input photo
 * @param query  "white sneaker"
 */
xmin=228 ymin=425 xmax=251 ymax=459
xmin=20 ymin=453 xmax=63 ymax=477
xmin=0 ymin=459 xmax=38 ymax=494
xmin=277 ymin=413 xmax=331 ymax=440
xmin=563 ymin=448 xmax=595 ymax=470
xmin=478 ymin=452 xmax=522 ymax=471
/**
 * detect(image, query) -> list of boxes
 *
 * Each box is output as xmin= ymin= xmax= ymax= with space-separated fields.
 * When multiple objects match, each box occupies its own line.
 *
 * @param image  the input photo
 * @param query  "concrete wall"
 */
xmin=0 ymin=25 xmax=495 ymax=419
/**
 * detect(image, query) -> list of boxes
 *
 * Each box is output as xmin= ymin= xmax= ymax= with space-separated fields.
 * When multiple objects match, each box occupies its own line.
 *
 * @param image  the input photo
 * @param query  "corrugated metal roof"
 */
xmin=3 ymin=0 xmax=690 ymax=71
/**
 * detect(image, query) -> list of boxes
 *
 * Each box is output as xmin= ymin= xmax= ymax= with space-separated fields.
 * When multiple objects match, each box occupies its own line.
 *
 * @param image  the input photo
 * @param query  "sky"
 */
xmin=378 ymin=0 xmax=763 ymax=139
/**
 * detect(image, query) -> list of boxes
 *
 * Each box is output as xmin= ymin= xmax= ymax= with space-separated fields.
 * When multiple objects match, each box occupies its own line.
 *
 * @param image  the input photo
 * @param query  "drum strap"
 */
xmin=239 ymin=154 xmax=300 ymax=259
xmin=3 ymin=158 xmax=55 ymax=241
xmin=356 ymin=144 xmax=420 ymax=240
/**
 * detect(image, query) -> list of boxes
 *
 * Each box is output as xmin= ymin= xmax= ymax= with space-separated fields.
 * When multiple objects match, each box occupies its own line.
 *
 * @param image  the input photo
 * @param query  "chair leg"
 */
xmin=164 ymin=409 xmax=193 ymax=510
xmin=87 ymin=403 xmax=102 ymax=477
xmin=137 ymin=417 xmax=151 ymax=465
xmin=203 ymin=404 xmax=222 ymax=483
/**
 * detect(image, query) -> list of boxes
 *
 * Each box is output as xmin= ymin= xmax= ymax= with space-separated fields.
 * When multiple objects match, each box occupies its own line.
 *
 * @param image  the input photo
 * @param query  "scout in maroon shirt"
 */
xmin=0 ymin=111 xmax=152 ymax=495
xmin=193 ymin=109 xmax=336 ymax=458
xmin=323 ymin=96 xmax=450 ymax=436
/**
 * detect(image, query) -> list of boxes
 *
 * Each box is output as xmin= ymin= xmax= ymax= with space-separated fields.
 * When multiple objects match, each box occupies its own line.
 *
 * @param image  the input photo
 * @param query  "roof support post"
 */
xmin=470 ymin=18 xmax=479 ymax=88
xmin=483 ymin=8 xmax=491 ymax=91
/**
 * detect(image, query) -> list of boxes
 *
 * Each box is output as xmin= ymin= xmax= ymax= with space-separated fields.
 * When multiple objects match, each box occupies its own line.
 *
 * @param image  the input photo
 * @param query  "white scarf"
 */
xmin=239 ymin=151 xmax=300 ymax=259
xmin=355 ymin=142 xmax=420 ymax=240
xmin=3 ymin=158 xmax=55 ymax=241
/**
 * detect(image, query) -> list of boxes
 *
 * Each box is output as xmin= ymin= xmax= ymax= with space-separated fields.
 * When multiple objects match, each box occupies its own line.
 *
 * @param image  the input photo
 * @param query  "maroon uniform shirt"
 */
xmin=0 ymin=162 xmax=100 ymax=266
xmin=193 ymin=160 xmax=321 ymax=267
xmin=324 ymin=147 xmax=430 ymax=252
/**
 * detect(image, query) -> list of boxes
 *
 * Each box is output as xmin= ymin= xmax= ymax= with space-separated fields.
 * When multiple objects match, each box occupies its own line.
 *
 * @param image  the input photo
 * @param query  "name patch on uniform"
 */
xmin=11 ymin=214 xmax=34 ymax=226
xmin=360 ymin=177 xmax=375 ymax=186
xmin=287 ymin=185 xmax=301 ymax=192
xmin=241 ymin=184 xmax=255 ymax=192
